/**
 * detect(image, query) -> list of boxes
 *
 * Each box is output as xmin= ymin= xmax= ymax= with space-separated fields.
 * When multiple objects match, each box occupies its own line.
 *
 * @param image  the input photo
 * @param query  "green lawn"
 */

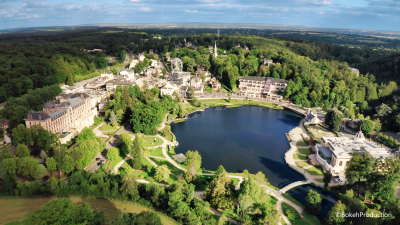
xmin=143 ymin=136 xmax=164 ymax=147
xmin=281 ymin=193 xmax=305 ymax=208
xmin=172 ymin=119 xmax=186 ymax=123
xmin=363 ymin=209 xmax=384 ymax=225
xmin=296 ymin=141 xmax=308 ymax=147
xmin=150 ymin=147 xmax=165 ymax=158
xmin=0 ymin=197 xmax=178 ymax=225
xmin=316 ymin=178 xmax=324 ymax=182
xmin=297 ymin=148 xmax=312 ymax=155
xmin=231 ymin=178 xmax=240 ymax=186
xmin=293 ymin=154 xmax=307 ymax=160
xmin=295 ymin=161 xmax=312 ymax=168
xmin=302 ymin=212 xmax=321 ymax=225
xmin=151 ymin=158 xmax=185 ymax=177
xmin=307 ymin=167 xmax=324 ymax=175
xmin=141 ymin=157 xmax=154 ymax=168
xmin=281 ymin=202 xmax=309 ymax=225
xmin=108 ymin=154 xmax=125 ymax=172
xmin=281 ymin=218 xmax=287 ymax=225
xmin=99 ymin=124 xmax=117 ymax=132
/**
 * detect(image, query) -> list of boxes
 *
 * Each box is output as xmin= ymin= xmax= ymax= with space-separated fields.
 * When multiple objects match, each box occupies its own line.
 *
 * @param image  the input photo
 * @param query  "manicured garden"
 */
xmin=151 ymin=158 xmax=185 ymax=176
xmin=306 ymin=167 xmax=324 ymax=175
xmin=295 ymin=161 xmax=312 ymax=168
xmin=293 ymin=154 xmax=308 ymax=160
xmin=297 ymin=148 xmax=312 ymax=155
xmin=99 ymin=123 xmax=117 ymax=135
xmin=296 ymin=141 xmax=308 ymax=147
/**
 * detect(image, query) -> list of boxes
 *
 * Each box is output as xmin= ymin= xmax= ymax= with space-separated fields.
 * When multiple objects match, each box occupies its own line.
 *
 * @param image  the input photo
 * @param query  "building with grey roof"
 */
xmin=24 ymin=93 xmax=94 ymax=135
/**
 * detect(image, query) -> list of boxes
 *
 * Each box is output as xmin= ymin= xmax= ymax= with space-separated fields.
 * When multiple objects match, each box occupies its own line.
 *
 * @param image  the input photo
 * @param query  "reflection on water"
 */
xmin=171 ymin=105 xmax=336 ymax=218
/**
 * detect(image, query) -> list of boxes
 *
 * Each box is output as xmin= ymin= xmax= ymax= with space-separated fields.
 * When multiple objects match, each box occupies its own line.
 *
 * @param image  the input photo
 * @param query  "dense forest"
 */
xmin=278 ymin=37 xmax=400 ymax=83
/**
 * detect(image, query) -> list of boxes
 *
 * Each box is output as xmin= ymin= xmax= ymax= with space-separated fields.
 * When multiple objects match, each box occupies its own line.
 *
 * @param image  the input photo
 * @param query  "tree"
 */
xmin=151 ymin=87 xmax=160 ymax=97
xmin=204 ymin=168 xmax=236 ymax=209
xmin=75 ymin=127 xmax=97 ymax=142
xmin=46 ymin=177 xmax=59 ymax=194
xmin=0 ymin=127 xmax=4 ymax=138
xmin=162 ymin=68 xmax=167 ymax=75
xmin=120 ymin=174 xmax=140 ymax=202
xmin=32 ymin=164 xmax=47 ymax=180
xmin=345 ymin=151 xmax=372 ymax=196
xmin=15 ymin=144 xmax=30 ymax=158
xmin=46 ymin=157 xmax=57 ymax=174
xmin=29 ymin=198 xmax=105 ymax=225
xmin=325 ymin=201 xmax=346 ymax=225
xmin=325 ymin=108 xmax=344 ymax=132
xmin=272 ymin=71 xmax=280 ymax=78
xmin=109 ymin=211 xmax=162 ymax=225
xmin=357 ymin=119 xmax=374 ymax=134
xmin=374 ymin=118 xmax=382 ymax=132
xmin=323 ymin=170 xmax=332 ymax=188
xmin=107 ymin=147 xmax=119 ymax=162
xmin=304 ymin=190 xmax=322 ymax=215
xmin=155 ymin=165 xmax=170 ymax=182
xmin=62 ymin=154 xmax=75 ymax=174
xmin=94 ymin=57 xmax=107 ymax=69
xmin=109 ymin=110 xmax=118 ymax=127
xmin=120 ymin=49 xmax=127 ymax=62
xmin=17 ymin=157 xmax=39 ymax=178
xmin=185 ymin=150 xmax=202 ymax=182
xmin=131 ymin=135 xmax=144 ymax=170
xmin=12 ymin=124 xmax=30 ymax=146
xmin=374 ymin=103 xmax=392 ymax=118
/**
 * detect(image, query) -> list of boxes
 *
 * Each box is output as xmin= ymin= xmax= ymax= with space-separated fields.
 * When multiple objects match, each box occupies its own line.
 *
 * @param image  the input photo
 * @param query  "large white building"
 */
xmin=238 ymin=76 xmax=287 ymax=99
xmin=315 ymin=131 xmax=391 ymax=174
xmin=25 ymin=93 xmax=96 ymax=135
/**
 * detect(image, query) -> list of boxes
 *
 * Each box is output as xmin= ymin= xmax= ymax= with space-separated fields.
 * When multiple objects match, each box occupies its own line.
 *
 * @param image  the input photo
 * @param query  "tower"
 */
xmin=218 ymin=29 xmax=220 ymax=37
xmin=214 ymin=41 xmax=218 ymax=58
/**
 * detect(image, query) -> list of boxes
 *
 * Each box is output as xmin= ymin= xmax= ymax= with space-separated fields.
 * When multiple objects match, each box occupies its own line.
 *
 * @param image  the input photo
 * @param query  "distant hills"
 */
xmin=0 ymin=23 xmax=399 ymax=38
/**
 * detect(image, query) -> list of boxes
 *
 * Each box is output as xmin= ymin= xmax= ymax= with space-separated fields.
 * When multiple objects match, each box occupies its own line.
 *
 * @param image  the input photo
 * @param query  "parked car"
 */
xmin=333 ymin=176 xmax=342 ymax=183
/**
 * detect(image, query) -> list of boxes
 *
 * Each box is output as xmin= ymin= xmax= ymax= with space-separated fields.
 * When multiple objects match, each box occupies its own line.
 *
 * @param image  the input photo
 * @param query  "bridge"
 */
xmin=280 ymin=180 xmax=311 ymax=193
xmin=282 ymin=105 xmax=307 ymax=116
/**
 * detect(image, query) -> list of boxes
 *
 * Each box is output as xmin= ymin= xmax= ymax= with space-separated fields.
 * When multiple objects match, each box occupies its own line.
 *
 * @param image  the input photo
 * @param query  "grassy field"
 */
xmin=149 ymin=147 xmax=165 ymax=158
xmin=99 ymin=124 xmax=117 ymax=132
xmin=0 ymin=197 xmax=178 ymax=225
xmin=172 ymin=119 xmax=186 ymax=123
xmin=297 ymin=148 xmax=312 ymax=155
xmin=293 ymin=154 xmax=307 ymax=160
xmin=143 ymin=136 xmax=164 ymax=147
xmin=159 ymin=126 xmax=174 ymax=142
xmin=281 ymin=193 xmax=305 ymax=208
xmin=296 ymin=141 xmax=308 ymax=147
xmin=108 ymin=154 xmax=125 ymax=172
xmin=281 ymin=202 xmax=310 ymax=225
xmin=302 ymin=212 xmax=321 ymax=225
xmin=307 ymin=167 xmax=324 ymax=175
xmin=151 ymin=158 xmax=185 ymax=176
xmin=295 ymin=161 xmax=312 ymax=168
xmin=316 ymin=178 xmax=324 ymax=182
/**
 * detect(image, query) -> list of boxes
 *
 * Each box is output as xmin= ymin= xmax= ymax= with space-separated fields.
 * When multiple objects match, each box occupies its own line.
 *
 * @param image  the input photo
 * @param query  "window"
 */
xmin=345 ymin=161 xmax=349 ymax=167
xmin=339 ymin=161 xmax=343 ymax=166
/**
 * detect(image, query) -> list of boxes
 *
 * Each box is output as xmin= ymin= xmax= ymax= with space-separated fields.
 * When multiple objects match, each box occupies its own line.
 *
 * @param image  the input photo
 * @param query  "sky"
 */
xmin=0 ymin=0 xmax=399 ymax=31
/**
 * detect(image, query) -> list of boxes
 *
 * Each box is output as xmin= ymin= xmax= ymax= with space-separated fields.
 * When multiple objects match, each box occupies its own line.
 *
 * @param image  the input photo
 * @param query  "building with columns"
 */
xmin=315 ymin=131 xmax=391 ymax=175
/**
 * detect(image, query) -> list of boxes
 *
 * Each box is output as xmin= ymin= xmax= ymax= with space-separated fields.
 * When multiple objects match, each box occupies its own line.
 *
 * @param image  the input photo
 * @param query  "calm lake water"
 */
xmin=171 ymin=105 xmax=337 ymax=220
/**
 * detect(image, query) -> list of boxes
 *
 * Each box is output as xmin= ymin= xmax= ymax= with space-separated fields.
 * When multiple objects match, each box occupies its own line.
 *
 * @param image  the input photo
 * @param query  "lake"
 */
xmin=170 ymin=105 xmax=337 ymax=220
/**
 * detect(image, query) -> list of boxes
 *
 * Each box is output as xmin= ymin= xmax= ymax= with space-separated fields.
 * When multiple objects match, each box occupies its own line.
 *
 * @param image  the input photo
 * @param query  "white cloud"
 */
xmin=140 ymin=7 xmax=152 ymax=12
xmin=185 ymin=10 xmax=198 ymax=13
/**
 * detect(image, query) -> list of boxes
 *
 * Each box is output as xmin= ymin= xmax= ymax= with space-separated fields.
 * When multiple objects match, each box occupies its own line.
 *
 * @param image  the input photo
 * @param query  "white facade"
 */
xmin=160 ymin=82 xmax=180 ymax=96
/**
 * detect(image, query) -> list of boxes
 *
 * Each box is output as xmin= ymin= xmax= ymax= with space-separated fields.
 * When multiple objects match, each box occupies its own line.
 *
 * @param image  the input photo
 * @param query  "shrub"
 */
xmin=373 ymin=203 xmax=381 ymax=210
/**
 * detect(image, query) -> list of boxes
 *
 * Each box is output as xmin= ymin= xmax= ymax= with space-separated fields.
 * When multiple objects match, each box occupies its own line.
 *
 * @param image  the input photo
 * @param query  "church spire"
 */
xmin=214 ymin=40 xmax=218 ymax=58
